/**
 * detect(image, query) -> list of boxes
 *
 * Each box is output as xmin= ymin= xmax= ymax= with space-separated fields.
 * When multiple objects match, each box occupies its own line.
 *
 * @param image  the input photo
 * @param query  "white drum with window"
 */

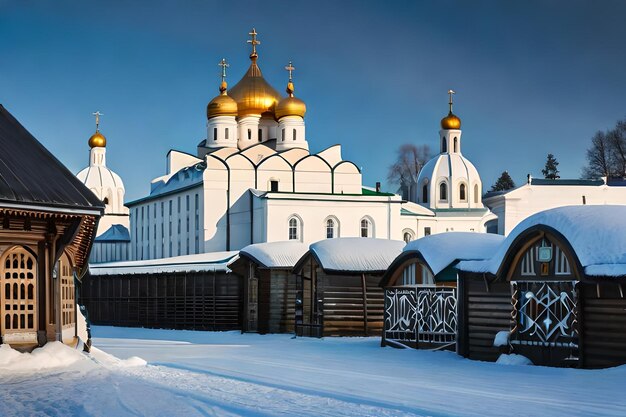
xmin=1 ymin=247 xmax=37 ymax=344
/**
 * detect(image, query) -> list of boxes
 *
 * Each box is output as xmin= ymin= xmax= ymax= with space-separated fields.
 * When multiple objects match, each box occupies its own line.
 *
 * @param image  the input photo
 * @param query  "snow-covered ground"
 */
xmin=1 ymin=327 xmax=625 ymax=416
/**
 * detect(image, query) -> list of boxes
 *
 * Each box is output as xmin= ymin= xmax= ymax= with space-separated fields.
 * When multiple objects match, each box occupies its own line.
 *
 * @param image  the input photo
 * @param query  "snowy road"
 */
xmin=1 ymin=326 xmax=625 ymax=416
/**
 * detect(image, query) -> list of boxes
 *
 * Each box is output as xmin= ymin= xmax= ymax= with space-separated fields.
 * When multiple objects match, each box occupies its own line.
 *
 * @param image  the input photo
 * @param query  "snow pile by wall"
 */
xmin=0 ymin=342 xmax=87 ymax=372
xmin=496 ymin=354 xmax=533 ymax=366
xmin=458 ymin=205 xmax=626 ymax=277
xmin=493 ymin=330 xmax=510 ymax=347
xmin=238 ymin=241 xmax=309 ymax=268
xmin=310 ymin=238 xmax=405 ymax=272
xmin=403 ymin=232 xmax=505 ymax=275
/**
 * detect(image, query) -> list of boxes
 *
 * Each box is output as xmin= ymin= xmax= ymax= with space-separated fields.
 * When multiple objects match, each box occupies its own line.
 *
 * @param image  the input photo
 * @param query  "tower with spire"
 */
xmin=416 ymin=91 xmax=484 ymax=210
xmin=76 ymin=113 xmax=130 ymax=261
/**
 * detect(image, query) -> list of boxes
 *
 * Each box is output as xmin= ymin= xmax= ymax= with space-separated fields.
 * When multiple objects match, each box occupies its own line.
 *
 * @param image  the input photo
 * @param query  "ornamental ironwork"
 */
xmin=384 ymin=287 xmax=418 ymax=345
xmin=511 ymin=280 xmax=578 ymax=348
xmin=416 ymin=287 xmax=457 ymax=344
xmin=384 ymin=286 xmax=458 ymax=348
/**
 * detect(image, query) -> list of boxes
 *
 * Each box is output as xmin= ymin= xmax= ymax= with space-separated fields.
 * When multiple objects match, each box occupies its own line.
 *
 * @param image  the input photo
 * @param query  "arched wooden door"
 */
xmin=0 ymin=247 xmax=37 ymax=343
xmin=58 ymin=253 xmax=76 ymax=340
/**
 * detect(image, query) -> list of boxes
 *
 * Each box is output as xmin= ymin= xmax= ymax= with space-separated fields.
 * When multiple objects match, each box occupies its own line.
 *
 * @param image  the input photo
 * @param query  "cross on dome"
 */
xmin=218 ymin=58 xmax=229 ymax=81
xmin=285 ymin=61 xmax=295 ymax=81
xmin=92 ymin=111 xmax=103 ymax=132
xmin=448 ymin=89 xmax=455 ymax=113
xmin=247 ymin=28 xmax=260 ymax=58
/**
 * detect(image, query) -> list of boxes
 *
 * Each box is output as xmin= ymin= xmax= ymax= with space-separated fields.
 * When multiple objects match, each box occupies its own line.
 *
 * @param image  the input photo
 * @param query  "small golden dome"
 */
xmin=441 ymin=112 xmax=461 ymax=130
xmin=229 ymin=59 xmax=282 ymax=117
xmin=88 ymin=131 xmax=106 ymax=148
xmin=207 ymin=81 xmax=238 ymax=119
xmin=276 ymin=82 xmax=306 ymax=119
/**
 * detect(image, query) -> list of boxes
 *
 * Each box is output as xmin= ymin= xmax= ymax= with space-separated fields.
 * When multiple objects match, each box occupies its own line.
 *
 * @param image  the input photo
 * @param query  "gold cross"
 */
xmin=448 ymin=89 xmax=455 ymax=113
xmin=218 ymin=58 xmax=229 ymax=81
xmin=285 ymin=61 xmax=295 ymax=81
xmin=92 ymin=111 xmax=103 ymax=131
xmin=247 ymin=28 xmax=260 ymax=56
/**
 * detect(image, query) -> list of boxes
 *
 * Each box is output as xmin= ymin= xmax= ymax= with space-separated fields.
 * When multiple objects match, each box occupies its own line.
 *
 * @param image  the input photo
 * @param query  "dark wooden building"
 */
xmin=292 ymin=238 xmax=404 ymax=337
xmin=228 ymin=241 xmax=308 ymax=334
xmin=81 ymin=252 xmax=242 ymax=331
xmin=380 ymin=232 xmax=503 ymax=350
xmin=0 ymin=105 xmax=103 ymax=349
xmin=457 ymin=206 xmax=626 ymax=368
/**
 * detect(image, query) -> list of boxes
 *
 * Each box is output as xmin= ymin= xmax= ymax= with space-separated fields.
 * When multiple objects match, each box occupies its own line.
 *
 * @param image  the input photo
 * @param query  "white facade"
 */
xmin=484 ymin=178 xmax=626 ymax=235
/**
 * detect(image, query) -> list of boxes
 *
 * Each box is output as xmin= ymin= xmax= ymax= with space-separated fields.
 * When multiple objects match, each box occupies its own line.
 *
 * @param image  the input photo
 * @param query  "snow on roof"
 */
xmin=237 ymin=241 xmax=309 ymax=268
xmin=89 ymin=251 xmax=238 ymax=275
xmin=309 ymin=238 xmax=405 ymax=272
xmin=457 ymin=205 xmax=626 ymax=277
xmin=403 ymin=232 xmax=505 ymax=276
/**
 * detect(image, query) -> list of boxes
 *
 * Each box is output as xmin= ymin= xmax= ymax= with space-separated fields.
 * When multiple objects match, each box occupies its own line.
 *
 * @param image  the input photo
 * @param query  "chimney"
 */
xmin=375 ymin=182 xmax=381 ymax=193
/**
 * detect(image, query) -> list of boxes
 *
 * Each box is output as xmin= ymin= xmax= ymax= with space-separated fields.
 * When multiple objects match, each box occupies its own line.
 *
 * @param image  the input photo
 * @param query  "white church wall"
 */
xmin=332 ymin=162 xmax=362 ymax=194
xmin=167 ymin=150 xmax=202 ymax=176
xmin=293 ymin=156 xmax=332 ymax=193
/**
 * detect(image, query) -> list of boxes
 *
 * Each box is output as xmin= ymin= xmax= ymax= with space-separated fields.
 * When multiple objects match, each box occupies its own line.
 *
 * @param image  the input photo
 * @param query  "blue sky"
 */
xmin=1 ymin=1 xmax=625 ymax=200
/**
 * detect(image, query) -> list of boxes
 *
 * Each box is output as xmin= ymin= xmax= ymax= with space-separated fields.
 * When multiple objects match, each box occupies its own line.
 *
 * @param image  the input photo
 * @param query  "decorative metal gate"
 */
xmin=383 ymin=287 xmax=418 ymax=345
xmin=383 ymin=286 xmax=457 ymax=348
xmin=416 ymin=287 xmax=457 ymax=344
xmin=511 ymin=281 xmax=578 ymax=349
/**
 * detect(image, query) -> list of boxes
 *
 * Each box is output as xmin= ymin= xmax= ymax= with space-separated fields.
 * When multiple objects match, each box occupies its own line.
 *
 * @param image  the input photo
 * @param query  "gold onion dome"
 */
xmin=88 ymin=131 xmax=106 ymax=148
xmin=207 ymin=81 xmax=238 ymax=119
xmin=440 ymin=89 xmax=461 ymax=129
xmin=276 ymin=81 xmax=306 ymax=119
xmin=228 ymin=29 xmax=282 ymax=118
xmin=440 ymin=112 xmax=461 ymax=130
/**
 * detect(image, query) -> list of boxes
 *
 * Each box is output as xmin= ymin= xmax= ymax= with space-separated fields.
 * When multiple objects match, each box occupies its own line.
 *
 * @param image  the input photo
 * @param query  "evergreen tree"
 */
xmin=542 ymin=153 xmax=560 ymax=179
xmin=490 ymin=171 xmax=516 ymax=192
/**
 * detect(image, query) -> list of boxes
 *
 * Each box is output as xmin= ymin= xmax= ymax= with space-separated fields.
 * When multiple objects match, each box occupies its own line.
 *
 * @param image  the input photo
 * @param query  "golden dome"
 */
xmin=276 ymin=81 xmax=306 ymax=119
xmin=441 ymin=112 xmax=461 ymax=130
xmin=228 ymin=58 xmax=282 ymax=118
xmin=88 ymin=131 xmax=106 ymax=148
xmin=207 ymin=81 xmax=238 ymax=119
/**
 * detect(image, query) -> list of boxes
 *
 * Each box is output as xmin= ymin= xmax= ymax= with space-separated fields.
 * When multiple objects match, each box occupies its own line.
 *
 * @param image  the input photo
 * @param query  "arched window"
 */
xmin=403 ymin=231 xmax=413 ymax=243
xmin=103 ymin=197 xmax=109 ymax=205
xmin=326 ymin=218 xmax=335 ymax=238
xmin=459 ymin=183 xmax=466 ymax=201
xmin=454 ymin=137 xmax=458 ymax=153
xmin=360 ymin=218 xmax=372 ymax=238
xmin=439 ymin=183 xmax=448 ymax=201
xmin=474 ymin=184 xmax=479 ymax=203
xmin=293 ymin=129 xmax=297 ymax=141
xmin=247 ymin=129 xmax=252 ymax=140
xmin=213 ymin=127 xmax=218 ymax=141
xmin=1 ymin=247 xmax=37 ymax=336
xmin=422 ymin=184 xmax=428 ymax=203
xmin=288 ymin=217 xmax=300 ymax=241
xmin=441 ymin=137 xmax=447 ymax=153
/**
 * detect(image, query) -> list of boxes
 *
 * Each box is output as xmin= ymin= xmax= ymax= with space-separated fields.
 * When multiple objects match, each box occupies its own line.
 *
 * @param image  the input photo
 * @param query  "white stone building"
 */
xmin=76 ymin=115 xmax=131 ymax=263
xmin=97 ymin=31 xmax=501 ymax=263
xmin=484 ymin=177 xmax=626 ymax=235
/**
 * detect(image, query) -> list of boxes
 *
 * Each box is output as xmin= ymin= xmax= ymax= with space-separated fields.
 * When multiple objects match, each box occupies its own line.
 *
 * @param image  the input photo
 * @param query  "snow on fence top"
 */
xmin=403 ymin=232 xmax=505 ymax=276
xmin=89 ymin=251 xmax=238 ymax=275
xmin=309 ymin=238 xmax=405 ymax=272
xmin=457 ymin=205 xmax=626 ymax=277
xmin=237 ymin=241 xmax=309 ymax=268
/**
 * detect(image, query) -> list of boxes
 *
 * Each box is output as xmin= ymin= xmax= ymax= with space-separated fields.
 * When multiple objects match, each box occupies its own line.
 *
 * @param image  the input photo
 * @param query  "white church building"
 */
xmin=77 ymin=30 xmax=499 ymax=263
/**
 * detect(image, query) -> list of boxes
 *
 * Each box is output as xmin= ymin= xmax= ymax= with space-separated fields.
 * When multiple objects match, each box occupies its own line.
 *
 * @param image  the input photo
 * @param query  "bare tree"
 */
xmin=387 ymin=144 xmax=431 ymax=201
xmin=583 ymin=131 xmax=613 ymax=178
xmin=583 ymin=117 xmax=626 ymax=179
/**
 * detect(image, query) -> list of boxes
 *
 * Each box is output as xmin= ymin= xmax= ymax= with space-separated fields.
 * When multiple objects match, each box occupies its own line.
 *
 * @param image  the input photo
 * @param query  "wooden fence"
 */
xmin=79 ymin=271 xmax=242 ymax=331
